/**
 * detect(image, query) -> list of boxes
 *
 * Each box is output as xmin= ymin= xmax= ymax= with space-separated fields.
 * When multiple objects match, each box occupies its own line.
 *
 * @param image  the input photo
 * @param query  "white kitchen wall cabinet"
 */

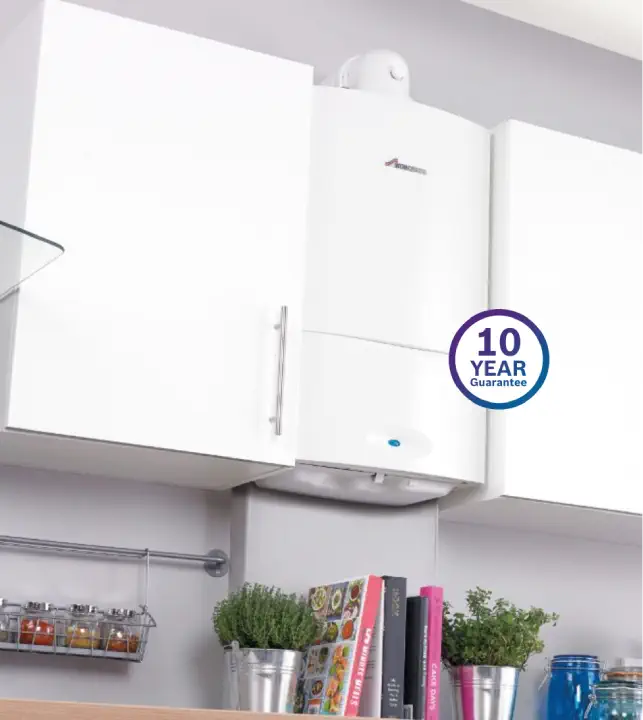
xmin=486 ymin=120 xmax=641 ymax=515
xmin=0 ymin=1 xmax=313 ymax=487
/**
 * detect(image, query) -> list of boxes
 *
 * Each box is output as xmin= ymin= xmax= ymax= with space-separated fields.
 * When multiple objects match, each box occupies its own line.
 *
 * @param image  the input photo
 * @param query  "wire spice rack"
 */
xmin=0 ymin=601 xmax=155 ymax=663
xmin=0 ymin=533 xmax=229 ymax=664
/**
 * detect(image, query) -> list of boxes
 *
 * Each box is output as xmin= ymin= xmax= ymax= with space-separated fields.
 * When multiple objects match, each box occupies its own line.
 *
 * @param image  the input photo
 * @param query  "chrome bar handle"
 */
xmin=270 ymin=305 xmax=288 ymax=436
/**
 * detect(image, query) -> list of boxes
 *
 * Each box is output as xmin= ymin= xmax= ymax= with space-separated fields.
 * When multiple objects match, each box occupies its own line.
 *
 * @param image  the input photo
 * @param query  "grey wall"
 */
xmin=1 ymin=472 xmax=640 ymax=715
xmin=230 ymin=485 xmax=439 ymax=595
xmin=73 ymin=0 xmax=641 ymax=151
xmin=0 ymin=467 xmax=231 ymax=709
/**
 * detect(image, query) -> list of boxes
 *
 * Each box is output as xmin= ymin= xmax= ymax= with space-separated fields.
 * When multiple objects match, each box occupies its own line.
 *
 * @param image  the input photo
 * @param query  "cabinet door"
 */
xmin=7 ymin=2 xmax=312 ymax=466
xmin=490 ymin=121 xmax=642 ymax=514
xmin=297 ymin=332 xmax=485 ymax=485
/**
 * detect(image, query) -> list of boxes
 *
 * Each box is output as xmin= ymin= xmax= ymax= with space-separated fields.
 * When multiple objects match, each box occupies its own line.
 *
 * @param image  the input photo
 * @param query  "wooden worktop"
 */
xmin=0 ymin=700 xmax=295 ymax=720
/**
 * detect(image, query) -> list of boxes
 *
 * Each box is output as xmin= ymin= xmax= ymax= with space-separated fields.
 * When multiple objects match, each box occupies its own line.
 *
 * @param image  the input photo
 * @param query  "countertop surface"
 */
xmin=0 ymin=700 xmax=299 ymax=720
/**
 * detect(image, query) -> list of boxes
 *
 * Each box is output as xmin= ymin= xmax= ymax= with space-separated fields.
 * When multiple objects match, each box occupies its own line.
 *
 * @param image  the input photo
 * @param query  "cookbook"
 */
xmin=382 ymin=576 xmax=407 ymax=718
xmin=419 ymin=586 xmax=443 ymax=720
xmin=297 ymin=574 xmax=383 ymax=716
xmin=361 ymin=575 xmax=408 ymax=718
xmin=403 ymin=595 xmax=428 ymax=720
xmin=359 ymin=580 xmax=385 ymax=717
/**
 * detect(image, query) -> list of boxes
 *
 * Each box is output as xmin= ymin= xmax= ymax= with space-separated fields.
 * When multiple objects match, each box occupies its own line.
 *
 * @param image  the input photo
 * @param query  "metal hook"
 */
xmin=143 ymin=549 xmax=151 ymax=611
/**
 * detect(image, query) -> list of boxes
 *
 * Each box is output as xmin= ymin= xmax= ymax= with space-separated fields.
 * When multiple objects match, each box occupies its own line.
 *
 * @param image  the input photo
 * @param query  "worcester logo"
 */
xmin=384 ymin=158 xmax=427 ymax=175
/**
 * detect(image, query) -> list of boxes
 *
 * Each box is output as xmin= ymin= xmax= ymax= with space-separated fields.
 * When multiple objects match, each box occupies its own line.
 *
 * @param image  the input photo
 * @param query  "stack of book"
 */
xmin=296 ymin=575 xmax=443 ymax=718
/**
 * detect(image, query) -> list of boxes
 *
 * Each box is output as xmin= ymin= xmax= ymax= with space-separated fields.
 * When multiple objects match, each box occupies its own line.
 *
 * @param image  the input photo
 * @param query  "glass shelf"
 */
xmin=0 ymin=219 xmax=64 ymax=301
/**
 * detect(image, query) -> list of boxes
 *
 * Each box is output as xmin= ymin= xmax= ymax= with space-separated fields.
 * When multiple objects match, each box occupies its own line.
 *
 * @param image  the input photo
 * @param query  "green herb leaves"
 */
xmin=442 ymin=587 xmax=558 ymax=670
xmin=212 ymin=583 xmax=321 ymax=652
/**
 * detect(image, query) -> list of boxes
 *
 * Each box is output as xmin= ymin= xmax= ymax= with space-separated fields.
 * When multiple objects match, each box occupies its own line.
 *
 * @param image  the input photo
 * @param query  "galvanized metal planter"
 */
xmin=223 ymin=644 xmax=302 ymax=713
xmin=449 ymin=665 xmax=520 ymax=720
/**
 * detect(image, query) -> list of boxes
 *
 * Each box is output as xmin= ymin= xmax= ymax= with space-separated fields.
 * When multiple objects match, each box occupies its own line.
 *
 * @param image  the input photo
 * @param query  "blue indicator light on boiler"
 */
xmin=388 ymin=439 xmax=401 ymax=447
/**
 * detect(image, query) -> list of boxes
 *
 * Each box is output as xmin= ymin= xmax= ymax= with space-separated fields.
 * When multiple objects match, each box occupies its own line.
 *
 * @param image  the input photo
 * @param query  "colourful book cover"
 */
xmin=297 ymin=575 xmax=383 ymax=716
xmin=419 ymin=586 xmax=444 ymax=720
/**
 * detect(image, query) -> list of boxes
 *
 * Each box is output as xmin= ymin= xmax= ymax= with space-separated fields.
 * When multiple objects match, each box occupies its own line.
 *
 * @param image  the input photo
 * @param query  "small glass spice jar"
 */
xmin=0 ymin=599 xmax=13 ymax=643
xmin=65 ymin=604 xmax=101 ymax=650
xmin=604 ymin=666 xmax=643 ymax=684
xmin=19 ymin=601 xmax=55 ymax=646
xmin=102 ymin=608 xmax=140 ymax=655
xmin=585 ymin=680 xmax=642 ymax=719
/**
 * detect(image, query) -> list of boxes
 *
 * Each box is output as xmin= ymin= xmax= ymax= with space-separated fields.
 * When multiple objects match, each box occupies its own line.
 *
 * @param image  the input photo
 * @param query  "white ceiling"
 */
xmin=461 ymin=0 xmax=642 ymax=60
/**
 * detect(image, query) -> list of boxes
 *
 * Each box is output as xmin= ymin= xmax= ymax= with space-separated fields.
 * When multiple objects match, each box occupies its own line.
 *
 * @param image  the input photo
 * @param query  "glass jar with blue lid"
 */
xmin=584 ymin=680 xmax=642 ymax=719
xmin=542 ymin=654 xmax=603 ymax=720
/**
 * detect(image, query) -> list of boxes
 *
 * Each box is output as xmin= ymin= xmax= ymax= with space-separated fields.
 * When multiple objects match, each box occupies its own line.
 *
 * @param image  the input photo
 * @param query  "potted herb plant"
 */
xmin=442 ymin=587 xmax=559 ymax=720
xmin=213 ymin=583 xmax=320 ymax=713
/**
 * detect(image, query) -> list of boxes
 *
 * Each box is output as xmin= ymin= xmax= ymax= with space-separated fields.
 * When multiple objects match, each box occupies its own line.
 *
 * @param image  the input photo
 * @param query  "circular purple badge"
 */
xmin=449 ymin=309 xmax=549 ymax=410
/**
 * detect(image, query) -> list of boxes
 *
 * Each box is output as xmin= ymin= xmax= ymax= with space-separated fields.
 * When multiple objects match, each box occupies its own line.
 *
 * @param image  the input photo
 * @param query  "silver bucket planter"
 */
xmin=449 ymin=666 xmax=520 ymax=720
xmin=223 ymin=645 xmax=302 ymax=713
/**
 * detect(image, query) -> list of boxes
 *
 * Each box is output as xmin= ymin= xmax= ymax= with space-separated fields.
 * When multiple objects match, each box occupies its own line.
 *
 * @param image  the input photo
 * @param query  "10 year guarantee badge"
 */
xmin=449 ymin=309 xmax=549 ymax=410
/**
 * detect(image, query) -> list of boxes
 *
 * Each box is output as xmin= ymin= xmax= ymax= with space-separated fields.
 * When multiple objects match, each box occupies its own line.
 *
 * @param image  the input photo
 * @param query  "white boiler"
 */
xmin=259 ymin=52 xmax=489 ymax=505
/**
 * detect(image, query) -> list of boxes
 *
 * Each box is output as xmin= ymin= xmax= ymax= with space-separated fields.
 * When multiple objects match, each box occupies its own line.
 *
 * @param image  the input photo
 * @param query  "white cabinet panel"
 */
xmin=304 ymin=88 xmax=489 ymax=352
xmin=6 ymin=2 xmax=312 ymax=469
xmin=490 ymin=121 xmax=642 ymax=514
xmin=297 ymin=332 xmax=485 ymax=484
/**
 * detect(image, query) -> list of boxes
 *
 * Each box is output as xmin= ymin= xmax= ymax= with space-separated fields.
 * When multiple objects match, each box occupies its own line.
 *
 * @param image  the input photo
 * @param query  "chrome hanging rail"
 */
xmin=0 ymin=534 xmax=229 ymax=578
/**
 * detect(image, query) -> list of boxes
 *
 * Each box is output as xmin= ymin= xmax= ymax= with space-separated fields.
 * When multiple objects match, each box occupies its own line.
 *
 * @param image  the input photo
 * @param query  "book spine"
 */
xmin=359 ymin=581 xmax=385 ymax=718
xmin=381 ymin=576 xmax=407 ymax=719
xmin=419 ymin=604 xmax=428 ymax=720
xmin=420 ymin=586 xmax=444 ymax=720
xmin=345 ymin=574 xmax=384 ymax=717
xmin=404 ymin=596 xmax=428 ymax=720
